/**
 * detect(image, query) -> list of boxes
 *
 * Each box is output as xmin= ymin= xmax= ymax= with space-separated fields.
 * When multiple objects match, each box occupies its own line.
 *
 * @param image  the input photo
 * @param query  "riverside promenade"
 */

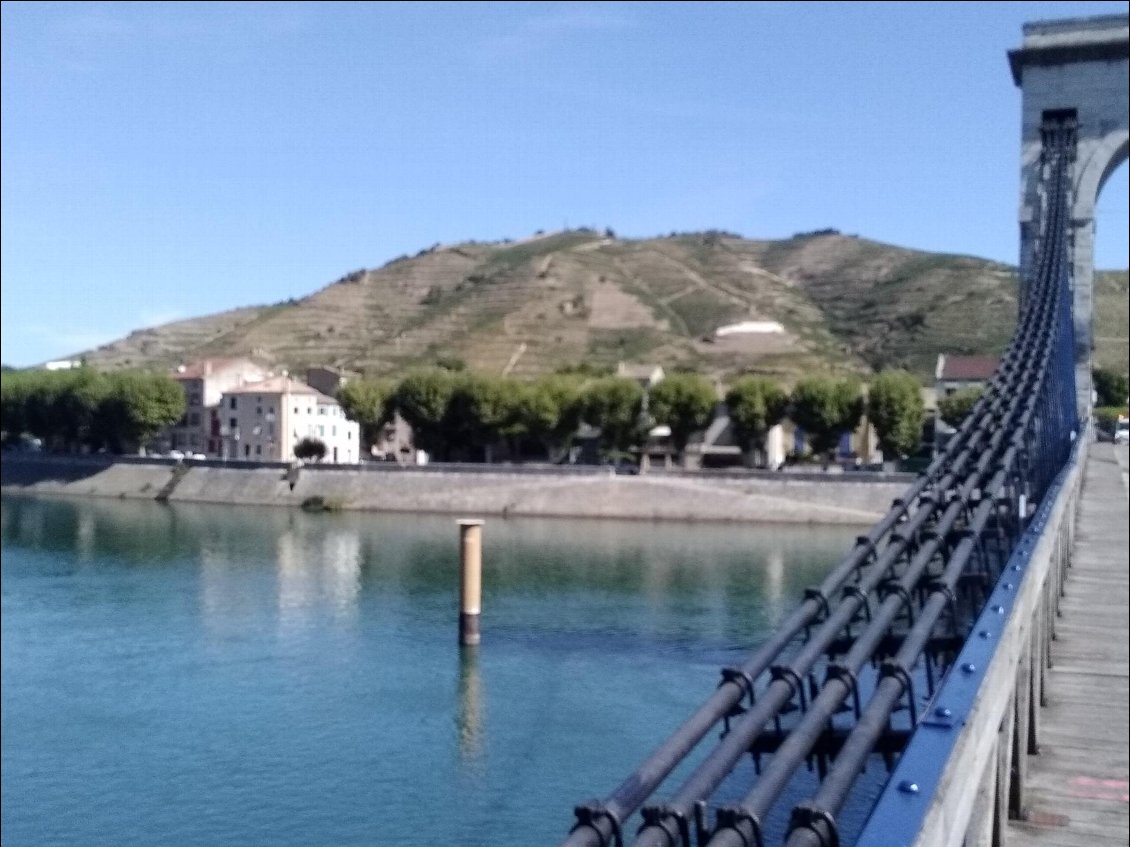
xmin=1008 ymin=443 xmax=1129 ymax=845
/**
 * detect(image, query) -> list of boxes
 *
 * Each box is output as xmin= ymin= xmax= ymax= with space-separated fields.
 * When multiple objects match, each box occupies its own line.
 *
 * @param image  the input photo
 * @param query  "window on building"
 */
xmin=189 ymin=413 xmax=200 ymax=427
xmin=318 ymin=425 xmax=324 ymax=437
xmin=332 ymin=426 xmax=337 ymax=436
xmin=256 ymin=444 xmax=262 ymax=456
xmin=230 ymin=417 xmax=237 ymax=429
xmin=268 ymin=423 xmax=275 ymax=436
xmin=230 ymin=397 xmax=238 ymax=410
xmin=244 ymin=445 xmax=250 ymax=458
xmin=256 ymin=407 xmax=262 ymax=417
xmin=318 ymin=407 xmax=326 ymax=416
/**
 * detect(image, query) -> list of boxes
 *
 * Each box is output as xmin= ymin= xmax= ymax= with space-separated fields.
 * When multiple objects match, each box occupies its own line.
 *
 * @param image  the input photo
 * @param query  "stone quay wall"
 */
xmin=0 ymin=454 xmax=915 ymax=525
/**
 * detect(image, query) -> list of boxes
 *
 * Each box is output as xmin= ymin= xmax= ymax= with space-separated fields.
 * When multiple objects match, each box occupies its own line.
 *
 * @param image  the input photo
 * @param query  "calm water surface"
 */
xmin=2 ymin=494 xmax=870 ymax=846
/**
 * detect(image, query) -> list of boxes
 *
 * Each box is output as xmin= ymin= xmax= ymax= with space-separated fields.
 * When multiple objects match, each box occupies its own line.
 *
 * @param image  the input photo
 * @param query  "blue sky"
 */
xmin=2 ymin=1 xmax=1128 ymax=367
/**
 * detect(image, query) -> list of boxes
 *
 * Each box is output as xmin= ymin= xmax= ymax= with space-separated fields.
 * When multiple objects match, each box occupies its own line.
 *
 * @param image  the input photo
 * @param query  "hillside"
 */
xmin=71 ymin=230 xmax=1127 ymax=381
xmin=1094 ymin=269 xmax=1129 ymax=374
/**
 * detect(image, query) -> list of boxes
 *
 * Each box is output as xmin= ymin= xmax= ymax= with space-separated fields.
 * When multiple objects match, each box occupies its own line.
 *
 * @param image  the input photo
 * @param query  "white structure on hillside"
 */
xmin=714 ymin=321 xmax=785 ymax=337
xmin=616 ymin=363 xmax=665 ymax=389
xmin=219 ymin=376 xmax=360 ymax=463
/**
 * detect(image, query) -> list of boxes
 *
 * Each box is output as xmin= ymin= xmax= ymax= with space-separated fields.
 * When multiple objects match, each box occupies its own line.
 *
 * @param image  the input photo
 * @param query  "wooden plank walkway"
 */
xmin=1008 ymin=443 xmax=1129 ymax=846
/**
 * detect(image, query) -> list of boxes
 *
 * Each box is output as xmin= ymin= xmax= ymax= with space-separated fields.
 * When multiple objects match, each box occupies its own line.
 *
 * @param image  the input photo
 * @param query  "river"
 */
xmin=1 ymin=493 xmax=875 ymax=846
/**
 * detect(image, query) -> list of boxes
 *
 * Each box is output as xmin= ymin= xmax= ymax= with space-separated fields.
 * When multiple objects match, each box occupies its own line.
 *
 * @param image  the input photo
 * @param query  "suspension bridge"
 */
xmin=559 ymin=16 xmax=1128 ymax=847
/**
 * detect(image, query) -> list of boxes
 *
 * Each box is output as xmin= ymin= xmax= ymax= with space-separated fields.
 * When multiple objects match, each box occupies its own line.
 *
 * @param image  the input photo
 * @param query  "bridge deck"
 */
xmin=1008 ymin=442 xmax=1129 ymax=846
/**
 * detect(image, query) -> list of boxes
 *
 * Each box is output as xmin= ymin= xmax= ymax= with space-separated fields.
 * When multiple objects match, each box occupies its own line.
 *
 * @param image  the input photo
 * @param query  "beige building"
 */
xmin=935 ymin=354 xmax=1000 ymax=397
xmin=219 ymin=376 xmax=360 ymax=464
xmin=163 ymin=358 xmax=268 ymax=455
xmin=305 ymin=365 xmax=352 ymax=399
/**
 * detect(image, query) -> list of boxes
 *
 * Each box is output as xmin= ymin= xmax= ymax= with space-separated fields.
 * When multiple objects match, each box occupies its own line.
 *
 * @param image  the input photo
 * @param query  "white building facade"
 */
xmin=219 ymin=376 xmax=360 ymax=464
xmin=163 ymin=358 xmax=268 ymax=455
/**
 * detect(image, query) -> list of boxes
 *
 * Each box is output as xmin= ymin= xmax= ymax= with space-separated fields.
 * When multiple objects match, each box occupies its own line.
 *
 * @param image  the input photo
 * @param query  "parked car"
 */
xmin=605 ymin=458 xmax=640 ymax=475
xmin=1115 ymin=417 xmax=1129 ymax=445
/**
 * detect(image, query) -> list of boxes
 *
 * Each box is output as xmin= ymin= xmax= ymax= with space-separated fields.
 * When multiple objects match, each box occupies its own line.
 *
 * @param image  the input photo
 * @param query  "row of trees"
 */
xmin=0 ymin=368 xmax=185 ymax=453
xmin=3 ymin=361 xmax=1122 ymax=463
xmin=337 ymin=368 xmax=930 ymax=466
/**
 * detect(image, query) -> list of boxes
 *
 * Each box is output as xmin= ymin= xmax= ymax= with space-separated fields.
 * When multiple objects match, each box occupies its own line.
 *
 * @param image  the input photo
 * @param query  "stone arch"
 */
xmin=1074 ymin=129 xmax=1129 ymax=220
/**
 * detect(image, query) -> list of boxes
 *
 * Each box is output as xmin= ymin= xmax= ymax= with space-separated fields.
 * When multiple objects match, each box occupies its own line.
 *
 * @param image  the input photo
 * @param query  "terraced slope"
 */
xmin=70 ymin=230 xmax=1127 ymax=381
xmin=1094 ymin=269 xmax=1129 ymax=373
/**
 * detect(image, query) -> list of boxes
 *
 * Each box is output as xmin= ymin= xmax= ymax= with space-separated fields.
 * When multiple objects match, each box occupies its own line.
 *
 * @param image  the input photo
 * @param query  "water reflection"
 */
xmin=276 ymin=527 xmax=362 ymax=630
xmin=764 ymin=549 xmax=785 ymax=621
xmin=0 ymin=494 xmax=860 ymax=644
xmin=457 ymin=650 xmax=485 ymax=763
xmin=1 ymin=493 xmax=870 ymax=847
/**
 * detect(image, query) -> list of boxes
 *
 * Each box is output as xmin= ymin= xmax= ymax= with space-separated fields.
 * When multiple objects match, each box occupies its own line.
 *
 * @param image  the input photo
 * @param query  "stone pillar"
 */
xmin=1009 ymin=14 xmax=1129 ymax=419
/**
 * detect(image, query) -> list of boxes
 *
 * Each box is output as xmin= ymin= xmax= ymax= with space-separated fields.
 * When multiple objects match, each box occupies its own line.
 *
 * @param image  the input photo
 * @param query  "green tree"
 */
xmin=867 ymin=370 xmax=925 ymax=462
xmin=1093 ymin=406 xmax=1123 ymax=435
xmin=1 ymin=369 xmax=83 ymax=448
xmin=337 ymin=378 xmax=394 ymax=452
xmin=21 ymin=370 xmax=66 ymax=446
xmin=0 ymin=369 xmax=33 ymax=443
xmin=937 ymin=386 xmax=983 ymax=428
xmin=446 ymin=375 xmax=527 ymax=462
xmin=520 ymin=375 xmax=585 ymax=460
xmin=94 ymin=370 xmax=185 ymax=453
xmin=648 ymin=373 xmax=716 ymax=462
xmin=724 ymin=375 xmax=789 ymax=467
xmin=294 ymin=436 xmax=328 ymax=462
xmin=1093 ymin=367 xmax=1129 ymax=408
xmin=790 ymin=376 xmax=864 ymax=460
xmin=389 ymin=368 xmax=459 ymax=459
xmin=581 ymin=376 xmax=644 ymax=454
xmin=2 ymin=367 xmax=179 ymax=453
xmin=53 ymin=368 xmax=111 ymax=452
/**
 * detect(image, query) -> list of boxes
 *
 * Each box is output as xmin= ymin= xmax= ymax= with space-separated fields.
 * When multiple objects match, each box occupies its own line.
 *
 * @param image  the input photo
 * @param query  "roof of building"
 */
xmin=936 ymin=354 xmax=1000 ymax=382
xmin=173 ymin=357 xmax=264 ymax=380
xmin=222 ymin=376 xmax=336 ymax=402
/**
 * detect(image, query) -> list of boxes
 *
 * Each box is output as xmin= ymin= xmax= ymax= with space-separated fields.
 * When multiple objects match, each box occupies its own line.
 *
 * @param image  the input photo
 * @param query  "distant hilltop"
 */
xmin=69 ymin=229 xmax=1129 ymax=381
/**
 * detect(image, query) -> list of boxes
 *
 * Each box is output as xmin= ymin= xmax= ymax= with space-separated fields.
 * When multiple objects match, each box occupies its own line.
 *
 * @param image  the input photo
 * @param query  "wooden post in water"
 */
xmin=457 ymin=519 xmax=484 ymax=646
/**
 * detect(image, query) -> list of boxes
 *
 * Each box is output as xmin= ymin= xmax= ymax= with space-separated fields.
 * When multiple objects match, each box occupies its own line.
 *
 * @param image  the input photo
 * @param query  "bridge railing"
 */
xmin=855 ymin=424 xmax=1089 ymax=847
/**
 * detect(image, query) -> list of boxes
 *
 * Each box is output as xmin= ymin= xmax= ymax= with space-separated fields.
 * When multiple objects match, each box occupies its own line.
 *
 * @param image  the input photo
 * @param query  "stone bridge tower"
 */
xmin=1010 ymin=14 xmax=1128 ymax=414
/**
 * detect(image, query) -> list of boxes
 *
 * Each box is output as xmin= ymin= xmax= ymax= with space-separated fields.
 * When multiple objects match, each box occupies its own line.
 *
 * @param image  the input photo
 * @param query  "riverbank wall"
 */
xmin=0 ymin=454 xmax=915 ymax=524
